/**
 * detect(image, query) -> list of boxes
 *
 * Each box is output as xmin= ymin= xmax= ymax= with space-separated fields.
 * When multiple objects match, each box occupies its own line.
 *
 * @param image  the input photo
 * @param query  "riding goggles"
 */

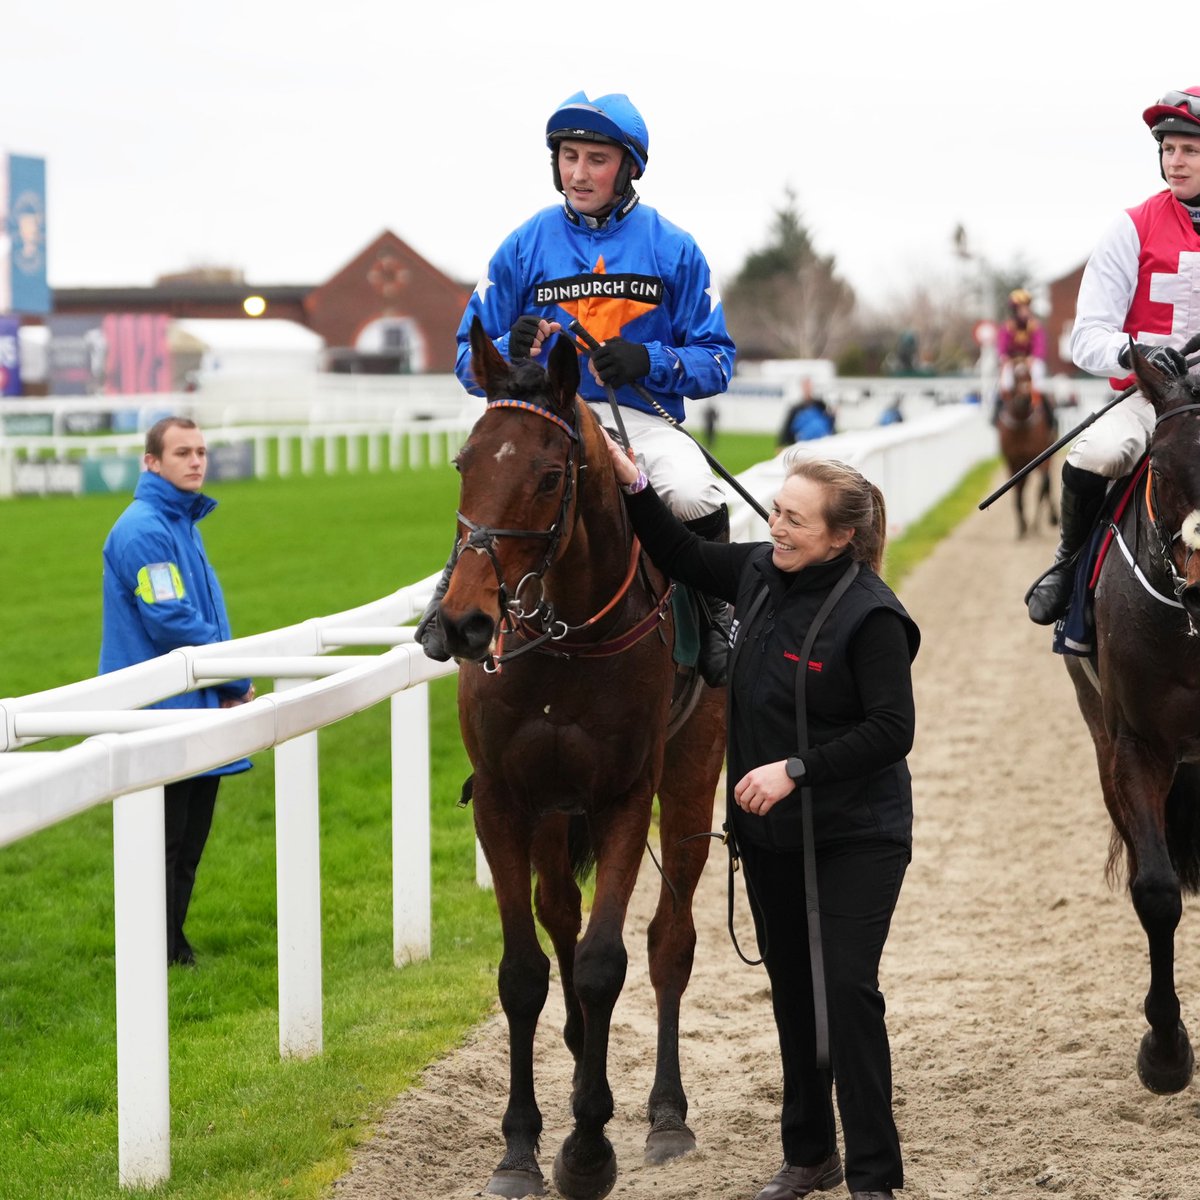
xmin=1158 ymin=90 xmax=1200 ymax=119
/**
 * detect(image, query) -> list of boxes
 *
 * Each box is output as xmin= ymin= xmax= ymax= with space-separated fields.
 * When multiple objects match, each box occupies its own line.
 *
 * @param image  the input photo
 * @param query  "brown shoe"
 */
xmin=753 ymin=1153 xmax=844 ymax=1200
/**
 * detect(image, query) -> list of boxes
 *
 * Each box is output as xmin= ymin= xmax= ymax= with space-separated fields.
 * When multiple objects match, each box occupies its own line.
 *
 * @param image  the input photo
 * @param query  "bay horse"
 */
xmin=435 ymin=318 xmax=726 ymax=1198
xmin=997 ymin=357 xmax=1058 ymax=538
xmin=1065 ymin=345 xmax=1200 ymax=1095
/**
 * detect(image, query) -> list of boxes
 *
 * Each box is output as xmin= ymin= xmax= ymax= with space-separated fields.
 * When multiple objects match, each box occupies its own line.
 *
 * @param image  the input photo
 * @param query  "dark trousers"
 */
xmin=740 ymin=839 xmax=908 ymax=1193
xmin=164 ymin=775 xmax=220 ymax=961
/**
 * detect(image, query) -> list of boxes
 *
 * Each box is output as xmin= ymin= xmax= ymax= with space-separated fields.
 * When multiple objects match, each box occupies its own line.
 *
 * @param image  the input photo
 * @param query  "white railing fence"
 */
xmin=0 ymin=401 xmax=1000 ymax=1190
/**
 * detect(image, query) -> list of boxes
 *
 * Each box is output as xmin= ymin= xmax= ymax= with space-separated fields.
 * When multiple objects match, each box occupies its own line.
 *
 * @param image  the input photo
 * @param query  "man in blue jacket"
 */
xmin=417 ymin=90 xmax=737 ymax=685
xmin=100 ymin=417 xmax=254 ymax=967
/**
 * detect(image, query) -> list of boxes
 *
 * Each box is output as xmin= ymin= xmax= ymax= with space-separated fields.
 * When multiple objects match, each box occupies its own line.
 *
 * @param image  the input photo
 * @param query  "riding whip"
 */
xmin=567 ymin=319 xmax=772 ymax=523
xmin=979 ymin=332 xmax=1200 ymax=511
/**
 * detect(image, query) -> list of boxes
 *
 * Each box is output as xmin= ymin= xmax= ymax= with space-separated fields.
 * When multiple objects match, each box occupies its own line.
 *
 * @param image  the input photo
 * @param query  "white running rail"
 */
xmin=0 ymin=402 xmax=998 ymax=1189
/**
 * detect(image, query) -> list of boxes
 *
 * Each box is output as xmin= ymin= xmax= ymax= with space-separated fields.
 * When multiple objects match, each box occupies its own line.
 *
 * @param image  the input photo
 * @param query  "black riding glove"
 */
xmin=591 ymin=338 xmax=651 ymax=389
xmin=1117 ymin=342 xmax=1187 ymax=377
xmin=508 ymin=315 xmax=542 ymax=361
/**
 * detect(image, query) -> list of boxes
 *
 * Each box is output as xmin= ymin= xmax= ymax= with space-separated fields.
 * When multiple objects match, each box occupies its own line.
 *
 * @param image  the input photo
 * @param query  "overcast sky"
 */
xmin=5 ymin=2 xmax=1191 ymax=312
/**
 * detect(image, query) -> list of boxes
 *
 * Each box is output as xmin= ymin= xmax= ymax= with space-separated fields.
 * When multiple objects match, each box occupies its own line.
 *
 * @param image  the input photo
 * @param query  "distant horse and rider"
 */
xmin=995 ymin=356 xmax=1058 ymax=539
xmin=431 ymin=318 xmax=726 ymax=1199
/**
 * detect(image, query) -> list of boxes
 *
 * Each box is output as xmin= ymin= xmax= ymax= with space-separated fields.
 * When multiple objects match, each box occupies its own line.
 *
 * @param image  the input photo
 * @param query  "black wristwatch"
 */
xmin=785 ymin=756 xmax=806 ymax=781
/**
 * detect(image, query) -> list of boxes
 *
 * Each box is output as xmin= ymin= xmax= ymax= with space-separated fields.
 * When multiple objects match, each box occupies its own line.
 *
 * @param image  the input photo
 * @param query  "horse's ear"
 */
xmin=546 ymin=331 xmax=581 ymax=416
xmin=469 ymin=316 xmax=511 ymax=399
xmin=1130 ymin=341 xmax=1181 ymax=416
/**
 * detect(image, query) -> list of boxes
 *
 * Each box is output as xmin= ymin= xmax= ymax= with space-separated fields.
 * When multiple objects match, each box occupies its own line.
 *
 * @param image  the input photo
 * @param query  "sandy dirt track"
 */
xmin=334 ymin=486 xmax=1200 ymax=1200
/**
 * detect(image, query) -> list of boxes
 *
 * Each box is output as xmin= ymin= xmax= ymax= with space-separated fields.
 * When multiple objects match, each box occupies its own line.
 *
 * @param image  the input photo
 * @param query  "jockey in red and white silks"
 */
xmin=1068 ymin=191 xmax=1200 ymax=476
xmin=1027 ymin=86 xmax=1200 ymax=626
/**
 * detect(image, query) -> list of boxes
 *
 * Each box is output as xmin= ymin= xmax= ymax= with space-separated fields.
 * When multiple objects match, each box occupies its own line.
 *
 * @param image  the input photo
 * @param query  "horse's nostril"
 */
xmin=441 ymin=609 xmax=498 ymax=660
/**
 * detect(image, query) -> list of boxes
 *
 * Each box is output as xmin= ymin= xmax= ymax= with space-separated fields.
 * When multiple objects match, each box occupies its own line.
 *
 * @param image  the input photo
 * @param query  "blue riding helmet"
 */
xmin=546 ymin=92 xmax=649 ymax=196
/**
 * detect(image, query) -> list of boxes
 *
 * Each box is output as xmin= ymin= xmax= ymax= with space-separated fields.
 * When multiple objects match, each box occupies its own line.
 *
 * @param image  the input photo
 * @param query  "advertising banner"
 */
xmin=0 ymin=314 xmax=19 ymax=395
xmin=46 ymin=314 xmax=105 ymax=395
xmin=13 ymin=459 xmax=83 ymax=496
xmin=1 ymin=154 xmax=50 ymax=316
xmin=81 ymin=456 xmax=142 ymax=495
xmin=207 ymin=440 xmax=254 ymax=482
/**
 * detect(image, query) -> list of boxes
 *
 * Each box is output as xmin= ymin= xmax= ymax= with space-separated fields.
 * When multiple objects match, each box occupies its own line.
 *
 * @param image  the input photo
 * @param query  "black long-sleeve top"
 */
xmin=625 ymin=483 xmax=919 ymax=851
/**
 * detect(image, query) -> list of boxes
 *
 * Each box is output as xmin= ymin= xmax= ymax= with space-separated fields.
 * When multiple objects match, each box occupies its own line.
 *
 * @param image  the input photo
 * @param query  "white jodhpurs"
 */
xmin=1065 ymin=392 xmax=1156 ymax=479
xmin=588 ymin=403 xmax=727 ymax=520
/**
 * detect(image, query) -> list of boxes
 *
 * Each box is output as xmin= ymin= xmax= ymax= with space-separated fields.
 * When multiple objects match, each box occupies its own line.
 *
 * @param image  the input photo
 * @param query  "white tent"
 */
xmin=173 ymin=319 xmax=324 ymax=377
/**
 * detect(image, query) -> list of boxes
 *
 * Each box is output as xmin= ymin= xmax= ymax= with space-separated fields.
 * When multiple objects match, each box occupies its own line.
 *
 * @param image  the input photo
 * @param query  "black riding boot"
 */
xmin=414 ymin=552 xmax=455 ymax=661
xmin=1024 ymin=462 xmax=1108 ymax=626
xmin=683 ymin=506 xmax=733 ymax=688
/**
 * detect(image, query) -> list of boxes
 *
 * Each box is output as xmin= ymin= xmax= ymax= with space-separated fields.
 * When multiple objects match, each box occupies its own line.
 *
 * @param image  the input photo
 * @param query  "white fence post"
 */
xmin=274 ymin=678 xmax=323 ymax=1059
xmin=390 ymin=685 xmax=431 ymax=964
xmin=113 ymin=785 xmax=171 ymax=1189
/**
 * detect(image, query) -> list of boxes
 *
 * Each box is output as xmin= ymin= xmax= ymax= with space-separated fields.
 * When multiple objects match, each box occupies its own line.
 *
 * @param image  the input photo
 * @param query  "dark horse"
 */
xmin=435 ymin=318 xmax=727 ymax=1198
xmin=997 ymin=356 xmax=1058 ymax=538
xmin=1066 ymin=346 xmax=1200 ymax=1094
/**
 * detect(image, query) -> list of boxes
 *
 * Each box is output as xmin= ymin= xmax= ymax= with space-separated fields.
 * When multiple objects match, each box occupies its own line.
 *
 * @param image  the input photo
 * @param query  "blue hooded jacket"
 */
xmin=100 ymin=469 xmax=252 ymax=776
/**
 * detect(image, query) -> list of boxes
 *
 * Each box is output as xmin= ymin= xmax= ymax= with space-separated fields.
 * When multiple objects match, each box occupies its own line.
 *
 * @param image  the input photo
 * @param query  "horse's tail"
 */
xmin=568 ymin=813 xmax=597 ymax=883
xmin=1107 ymin=764 xmax=1200 ymax=895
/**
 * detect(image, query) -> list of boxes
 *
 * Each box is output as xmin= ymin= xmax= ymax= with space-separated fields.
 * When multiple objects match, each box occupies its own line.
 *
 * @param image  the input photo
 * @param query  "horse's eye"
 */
xmin=538 ymin=471 xmax=563 ymax=495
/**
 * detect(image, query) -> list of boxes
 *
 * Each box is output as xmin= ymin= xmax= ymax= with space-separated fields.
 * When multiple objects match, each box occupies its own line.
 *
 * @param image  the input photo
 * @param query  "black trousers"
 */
xmin=164 ymin=775 xmax=220 ymax=961
xmin=740 ymin=838 xmax=908 ymax=1193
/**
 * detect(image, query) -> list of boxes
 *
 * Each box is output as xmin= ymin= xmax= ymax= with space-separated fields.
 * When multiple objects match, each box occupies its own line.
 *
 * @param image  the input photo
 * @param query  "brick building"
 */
xmin=1044 ymin=262 xmax=1087 ymax=376
xmin=49 ymin=230 xmax=472 ymax=375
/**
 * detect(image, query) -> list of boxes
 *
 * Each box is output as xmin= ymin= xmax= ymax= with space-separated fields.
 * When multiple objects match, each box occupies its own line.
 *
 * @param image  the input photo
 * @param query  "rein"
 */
xmin=1102 ymin=405 xmax=1200 ymax=631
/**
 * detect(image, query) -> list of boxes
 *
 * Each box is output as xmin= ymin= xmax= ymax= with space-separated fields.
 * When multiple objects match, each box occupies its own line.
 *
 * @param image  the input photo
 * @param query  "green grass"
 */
xmin=0 ymin=434 xmax=987 ymax=1199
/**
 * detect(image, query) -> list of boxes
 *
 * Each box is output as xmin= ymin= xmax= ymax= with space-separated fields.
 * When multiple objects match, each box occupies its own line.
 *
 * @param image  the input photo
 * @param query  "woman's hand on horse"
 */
xmin=601 ymin=427 xmax=641 ymax=487
xmin=733 ymin=762 xmax=794 ymax=816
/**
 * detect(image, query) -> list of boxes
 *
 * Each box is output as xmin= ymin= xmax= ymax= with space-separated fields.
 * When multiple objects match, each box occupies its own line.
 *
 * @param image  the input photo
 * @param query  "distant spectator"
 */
xmin=788 ymin=399 xmax=837 ymax=443
xmin=779 ymin=380 xmax=836 ymax=445
xmin=878 ymin=397 xmax=904 ymax=426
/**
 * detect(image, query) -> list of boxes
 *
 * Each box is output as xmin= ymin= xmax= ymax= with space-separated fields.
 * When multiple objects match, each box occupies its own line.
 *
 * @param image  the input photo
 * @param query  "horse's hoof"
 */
xmin=553 ymin=1139 xmax=616 ymax=1200
xmin=644 ymin=1125 xmax=696 ymax=1164
xmin=1137 ymin=1023 xmax=1195 ymax=1094
xmin=484 ymin=1168 xmax=545 ymax=1198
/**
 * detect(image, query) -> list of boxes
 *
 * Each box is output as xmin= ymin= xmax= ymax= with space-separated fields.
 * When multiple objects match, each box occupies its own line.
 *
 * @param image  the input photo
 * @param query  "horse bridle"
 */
xmin=1144 ymin=402 xmax=1200 ymax=626
xmin=453 ymin=397 xmax=582 ymax=669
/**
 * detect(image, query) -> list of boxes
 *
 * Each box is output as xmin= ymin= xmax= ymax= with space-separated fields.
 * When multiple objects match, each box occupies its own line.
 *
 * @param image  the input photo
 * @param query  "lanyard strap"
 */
xmin=793 ymin=560 xmax=860 ymax=1070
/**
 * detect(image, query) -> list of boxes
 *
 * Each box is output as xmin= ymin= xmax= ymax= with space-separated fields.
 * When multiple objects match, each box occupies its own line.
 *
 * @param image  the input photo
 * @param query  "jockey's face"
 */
xmin=557 ymin=139 xmax=624 ymax=216
xmin=1161 ymin=134 xmax=1200 ymax=201
xmin=768 ymin=475 xmax=852 ymax=573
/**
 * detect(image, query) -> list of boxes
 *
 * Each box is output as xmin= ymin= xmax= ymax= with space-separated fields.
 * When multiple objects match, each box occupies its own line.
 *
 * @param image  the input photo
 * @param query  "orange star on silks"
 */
xmin=556 ymin=257 xmax=659 ymax=349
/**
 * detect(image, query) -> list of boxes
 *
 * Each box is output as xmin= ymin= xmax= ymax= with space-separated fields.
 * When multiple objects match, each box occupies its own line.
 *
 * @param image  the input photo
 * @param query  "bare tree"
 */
xmin=723 ymin=189 xmax=856 ymax=360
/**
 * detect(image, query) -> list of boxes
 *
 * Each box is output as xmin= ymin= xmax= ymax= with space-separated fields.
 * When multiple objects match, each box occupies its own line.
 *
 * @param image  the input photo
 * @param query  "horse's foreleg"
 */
xmin=531 ymin=818 xmax=585 ymax=1069
xmin=1013 ymin=474 xmax=1028 ymax=539
xmin=553 ymin=793 xmax=652 ymax=1200
xmin=642 ymin=694 xmax=724 ymax=1165
xmin=1112 ymin=735 xmax=1195 ymax=1094
xmin=476 ymin=801 xmax=552 ymax=1198
xmin=1041 ymin=462 xmax=1058 ymax=528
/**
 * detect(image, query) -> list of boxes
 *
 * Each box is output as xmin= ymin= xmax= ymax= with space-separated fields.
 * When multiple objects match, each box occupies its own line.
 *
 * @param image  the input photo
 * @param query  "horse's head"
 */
xmin=1133 ymin=342 xmax=1200 ymax=624
xmin=438 ymin=317 xmax=584 ymax=663
xmin=1001 ymin=357 xmax=1035 ymax=420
